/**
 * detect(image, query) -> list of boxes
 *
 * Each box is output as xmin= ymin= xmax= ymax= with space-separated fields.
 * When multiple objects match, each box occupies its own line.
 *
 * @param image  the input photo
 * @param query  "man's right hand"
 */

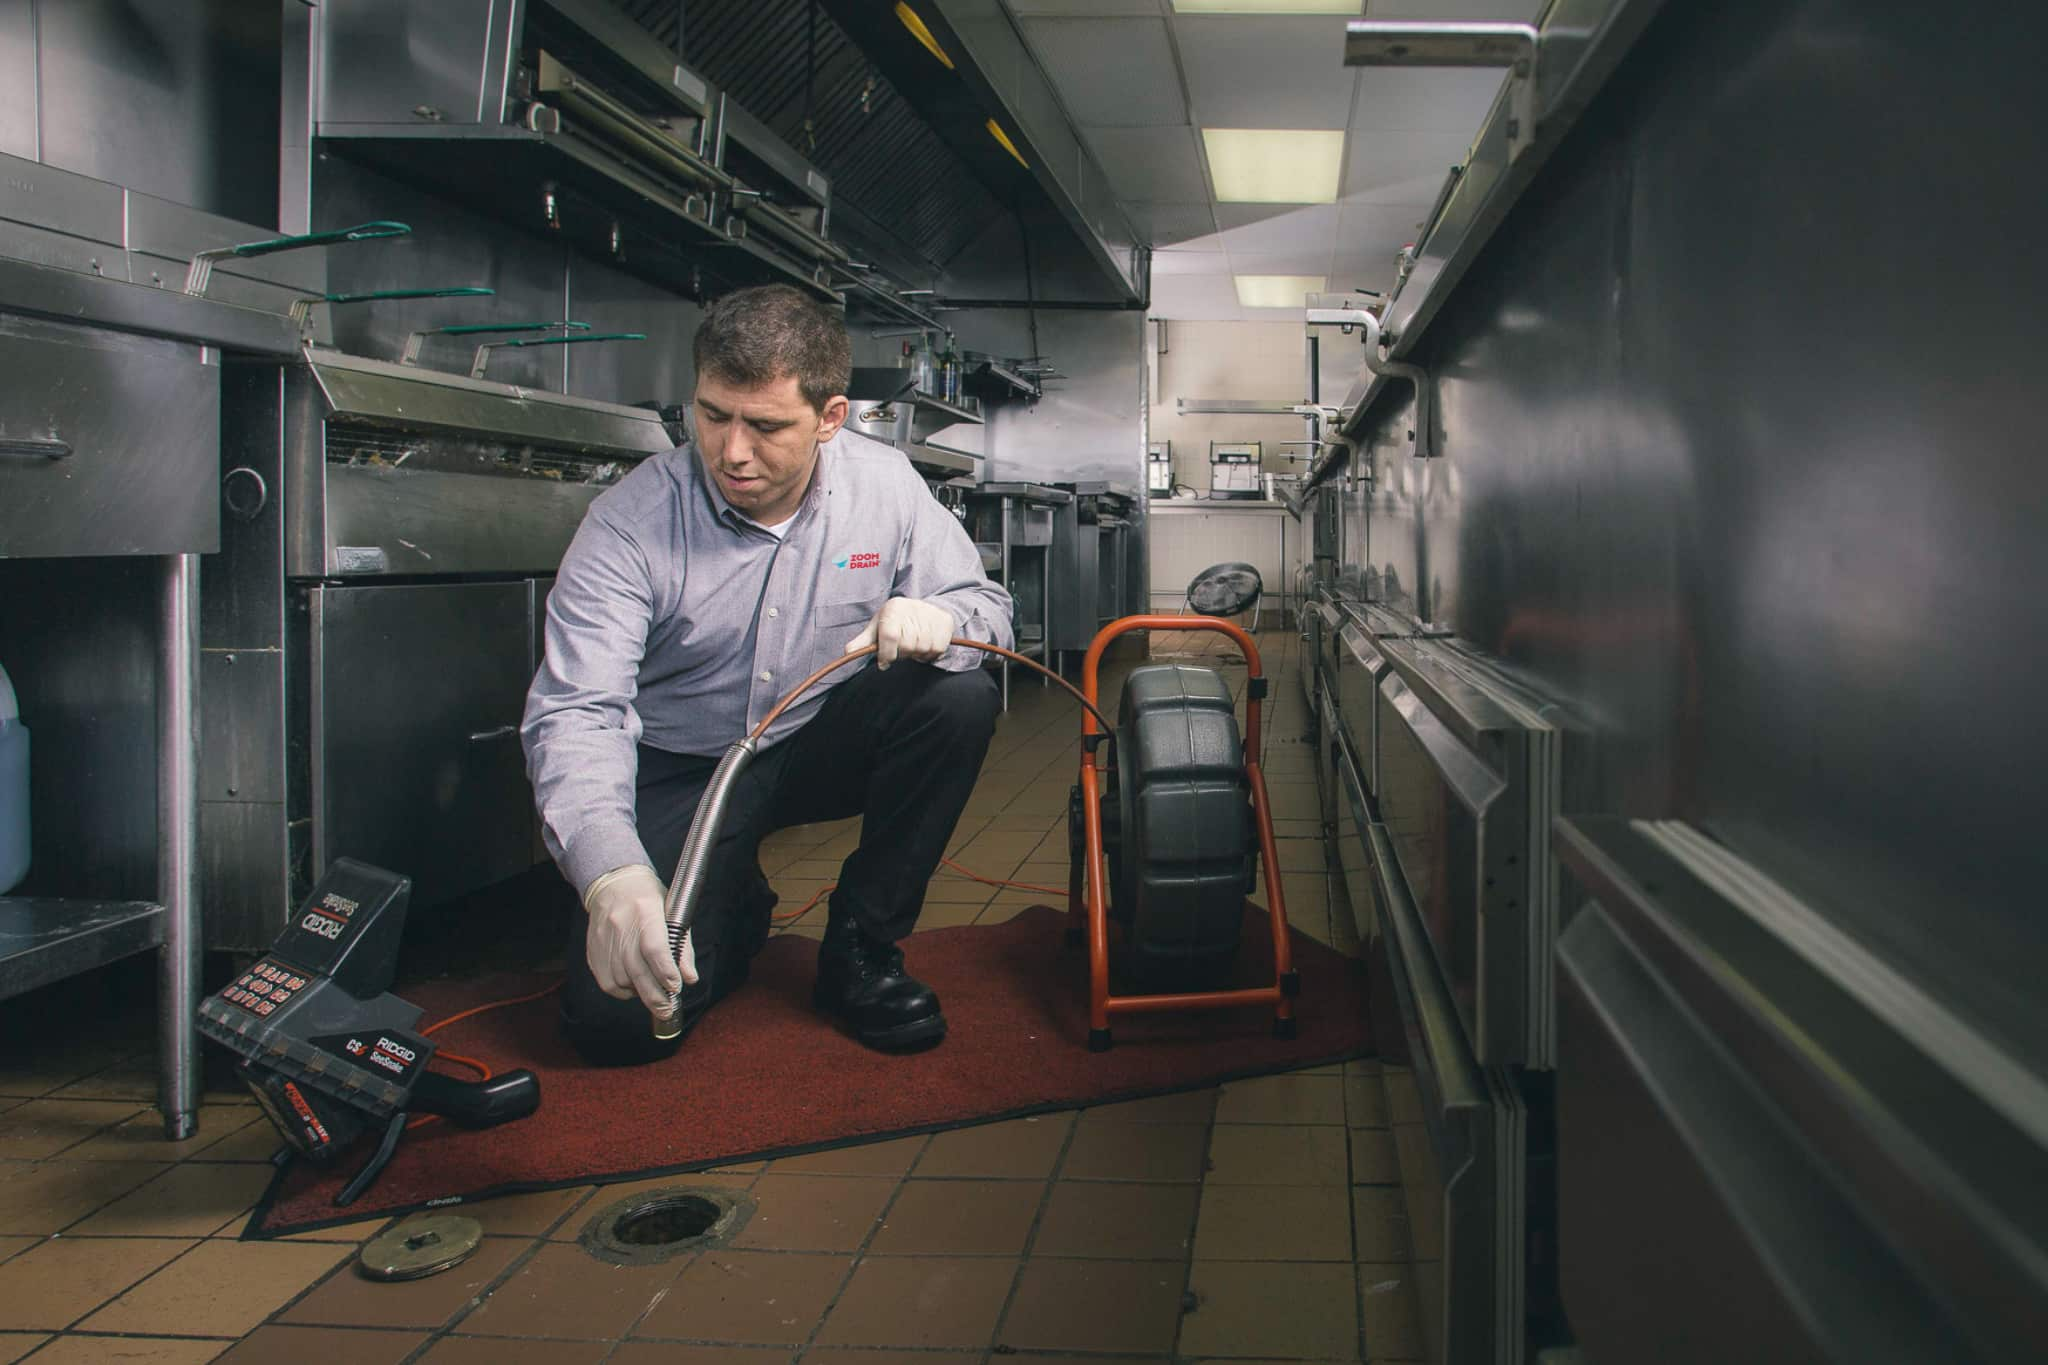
xmin=583 ymin=865 xmax=697 ymax=1015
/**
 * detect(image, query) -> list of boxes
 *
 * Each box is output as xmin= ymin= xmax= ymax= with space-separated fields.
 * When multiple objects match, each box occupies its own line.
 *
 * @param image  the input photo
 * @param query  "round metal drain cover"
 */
xmin=580 ymin=1185 xmax=755 ymax=1266
xmin=357 ymin=1214 xmax=483 ymax=1282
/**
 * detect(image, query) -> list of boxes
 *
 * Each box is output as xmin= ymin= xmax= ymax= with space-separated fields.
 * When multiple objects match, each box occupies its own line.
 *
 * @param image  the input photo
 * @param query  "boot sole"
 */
xmin=813 ymin=988 xmax=948 ymax=1051
xmin=858 ymin=1012 xmax=947 ymax=1051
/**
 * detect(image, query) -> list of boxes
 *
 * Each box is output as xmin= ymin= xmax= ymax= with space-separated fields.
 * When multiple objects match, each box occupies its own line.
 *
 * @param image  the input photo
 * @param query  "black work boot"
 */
xmin=814 ymin=917 xmax=947 ymax=1051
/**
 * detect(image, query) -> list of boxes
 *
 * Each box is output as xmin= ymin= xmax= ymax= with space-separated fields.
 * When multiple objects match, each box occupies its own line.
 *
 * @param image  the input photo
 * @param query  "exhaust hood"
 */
xmin=606 ymin=0 xmax=1146 ymax=306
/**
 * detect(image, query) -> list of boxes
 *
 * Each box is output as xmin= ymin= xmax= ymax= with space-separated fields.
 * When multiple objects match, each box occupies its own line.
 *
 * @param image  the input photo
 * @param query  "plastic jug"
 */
xmin=0 ymin=660 xmax=27 ymax=895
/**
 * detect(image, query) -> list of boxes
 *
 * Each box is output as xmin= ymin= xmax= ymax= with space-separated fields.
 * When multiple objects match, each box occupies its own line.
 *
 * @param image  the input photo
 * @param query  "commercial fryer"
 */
xmin=203 ymin=345 xmax=673 ymax=951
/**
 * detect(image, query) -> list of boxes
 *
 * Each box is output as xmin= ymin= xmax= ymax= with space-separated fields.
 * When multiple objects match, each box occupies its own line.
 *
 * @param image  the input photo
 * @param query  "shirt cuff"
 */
xmin=936 ymin=598 xmax=994 ymax=672
xmin=561 ymin=822 xmax=657 ymax=901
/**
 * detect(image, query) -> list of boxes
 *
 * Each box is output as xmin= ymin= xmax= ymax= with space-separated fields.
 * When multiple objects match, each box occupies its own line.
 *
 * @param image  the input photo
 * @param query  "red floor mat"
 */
xmin=246 ymin=904 xmax=1373 ymax=1237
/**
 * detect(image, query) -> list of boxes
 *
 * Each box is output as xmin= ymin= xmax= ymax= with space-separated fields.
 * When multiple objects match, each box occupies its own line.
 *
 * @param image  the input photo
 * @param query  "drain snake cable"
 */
xmin=653 ymin=639 xmax=1113 ymax=1037
xmin=408 ymin=639 xmax=1112 ymax=1090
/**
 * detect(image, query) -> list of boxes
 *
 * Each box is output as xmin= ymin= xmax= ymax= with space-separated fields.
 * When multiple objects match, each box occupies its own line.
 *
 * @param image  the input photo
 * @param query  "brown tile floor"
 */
xmin=0 ymin=625 xmax=1427 ymax=1362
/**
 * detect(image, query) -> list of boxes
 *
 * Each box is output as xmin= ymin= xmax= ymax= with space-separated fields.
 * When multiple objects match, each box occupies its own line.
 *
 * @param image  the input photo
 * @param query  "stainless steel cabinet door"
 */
xmin=309 ymin=582 xmax=534 ymax=908
xmin=0 ymin=313 xmax=218 ymax=558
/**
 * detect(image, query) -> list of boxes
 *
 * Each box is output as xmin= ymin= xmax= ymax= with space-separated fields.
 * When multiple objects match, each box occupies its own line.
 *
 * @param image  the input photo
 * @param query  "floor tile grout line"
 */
xmin=389 ymin=1229 xmax=603 ymax=1365
xmin=1165 ymin=1081 xmax=1227 ymax=1361
xmin=1346 ymin=1045 xmax=1370 ymax=1364
xmin=782 ymin=1129 xmax=934 ymax=1362
xmin=978 ymin=1105 xmax=1087 ymax=1364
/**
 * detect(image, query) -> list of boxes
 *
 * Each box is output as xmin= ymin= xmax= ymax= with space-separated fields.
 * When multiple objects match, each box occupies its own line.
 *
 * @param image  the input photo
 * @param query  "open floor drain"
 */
xmin=617 ymin=1194 xmax=720 ymax=1244
xmin=579 ymin=1185 xmax=755 ymax=1265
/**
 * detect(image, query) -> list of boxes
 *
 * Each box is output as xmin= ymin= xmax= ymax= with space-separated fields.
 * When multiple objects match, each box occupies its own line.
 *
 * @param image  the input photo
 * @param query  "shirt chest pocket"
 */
xmin=810 ymin=596 xmax=879 ymax=671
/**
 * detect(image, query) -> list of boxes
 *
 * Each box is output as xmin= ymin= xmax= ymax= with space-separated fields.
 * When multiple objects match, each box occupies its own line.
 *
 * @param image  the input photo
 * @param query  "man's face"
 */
xmin=691 ymin=372 xmax=848 ymax=526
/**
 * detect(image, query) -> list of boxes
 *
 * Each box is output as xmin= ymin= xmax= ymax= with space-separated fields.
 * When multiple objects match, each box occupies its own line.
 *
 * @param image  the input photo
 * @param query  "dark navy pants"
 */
xmin=559 ymin=660 xmax=999 ymax=1064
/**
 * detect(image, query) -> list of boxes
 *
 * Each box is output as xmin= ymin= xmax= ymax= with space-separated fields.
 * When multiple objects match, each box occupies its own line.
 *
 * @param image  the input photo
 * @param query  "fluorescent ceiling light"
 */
xmin=1235 ymin=274 xmax=1326 ymax=308
xmin=1172 ymin=1 xmax=1361 ymax=12
xmin=1202 ymin=129 xmax=1344 ymax=203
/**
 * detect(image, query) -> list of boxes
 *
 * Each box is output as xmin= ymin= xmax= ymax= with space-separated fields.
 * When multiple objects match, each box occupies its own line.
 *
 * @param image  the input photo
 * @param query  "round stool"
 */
xmin=1186 ymin=561 xmax=1263 ymax=631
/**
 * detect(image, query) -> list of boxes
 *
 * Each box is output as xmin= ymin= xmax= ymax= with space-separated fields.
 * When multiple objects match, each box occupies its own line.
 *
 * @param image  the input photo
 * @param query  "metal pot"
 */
xmin=847 ymin=400 xmax=911 ymax=446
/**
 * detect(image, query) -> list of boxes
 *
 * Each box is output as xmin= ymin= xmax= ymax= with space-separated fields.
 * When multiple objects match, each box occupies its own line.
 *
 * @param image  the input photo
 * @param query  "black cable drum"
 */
xmin=1094 ymin=664 xmax=1255 ymax=988
xmin=1186 ymin=562 xmax=1263 ymax=618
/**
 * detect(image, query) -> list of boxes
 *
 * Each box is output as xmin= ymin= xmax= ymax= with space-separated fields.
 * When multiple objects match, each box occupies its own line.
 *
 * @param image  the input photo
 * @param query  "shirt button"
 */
xmin=760 ymin=670 xmax=773 ymax=682
xmin=767 ymin=606 xmax=779 ymax=619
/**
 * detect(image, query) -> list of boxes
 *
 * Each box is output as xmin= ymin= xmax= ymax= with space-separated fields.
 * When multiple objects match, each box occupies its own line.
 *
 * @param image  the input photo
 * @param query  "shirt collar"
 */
xmin=691 ymin=434 xmax=836 ymax=537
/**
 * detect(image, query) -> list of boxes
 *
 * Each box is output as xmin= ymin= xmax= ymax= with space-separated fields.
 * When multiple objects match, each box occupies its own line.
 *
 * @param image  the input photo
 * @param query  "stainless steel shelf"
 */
xmin=1178 ymin=397 xmax=1308 ymax=416
xmin=318 ymin=124 xmax=840 ymax=304
xmin=910 ymin=391 xmax=982 ymax=425
xmin=906 ymin=444 xmax=977 ymax=478
xmin=964 ymin=360 xmax=1041 ymax=402
xmin=0 ymin=898 xmax=168 ymax=1001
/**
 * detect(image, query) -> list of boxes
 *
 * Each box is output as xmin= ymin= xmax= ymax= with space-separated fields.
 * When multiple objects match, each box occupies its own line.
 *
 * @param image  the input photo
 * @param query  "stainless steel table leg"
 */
xmin=999 ymin=502 xmax=1013 ymax=711
xmin=1039 ymin=550 xmax=1052 ymax=688
xmin=158 ymin=553 xmax=201 ymax=1139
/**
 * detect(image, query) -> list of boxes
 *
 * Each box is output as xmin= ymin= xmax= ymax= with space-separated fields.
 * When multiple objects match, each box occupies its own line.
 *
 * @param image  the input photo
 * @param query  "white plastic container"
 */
xmin=0 ymin=660 xmax=27 ymax=895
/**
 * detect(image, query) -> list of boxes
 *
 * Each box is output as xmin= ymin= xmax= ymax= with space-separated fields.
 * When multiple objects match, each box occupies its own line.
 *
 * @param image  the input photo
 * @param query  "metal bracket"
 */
xmin=1345 ymin=20 xmax=1540 ymax=160
xmin=1312 ymin=305 xmax=1437 ymax=458
xmin=1305 ymin=291 xmax=1382 ymax=331
xmin=400 ymin=320 xmax=590 ymax=367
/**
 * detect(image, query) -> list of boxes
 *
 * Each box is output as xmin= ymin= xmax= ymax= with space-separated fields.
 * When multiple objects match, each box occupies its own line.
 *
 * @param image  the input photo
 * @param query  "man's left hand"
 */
xmin=847 ymin=597 xmax=954 ymax=669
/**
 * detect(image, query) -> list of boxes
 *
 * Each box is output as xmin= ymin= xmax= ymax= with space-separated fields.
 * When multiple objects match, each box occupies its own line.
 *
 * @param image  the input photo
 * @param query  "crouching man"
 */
xmin=522 ymin=284 xmax=1011 ymax=1064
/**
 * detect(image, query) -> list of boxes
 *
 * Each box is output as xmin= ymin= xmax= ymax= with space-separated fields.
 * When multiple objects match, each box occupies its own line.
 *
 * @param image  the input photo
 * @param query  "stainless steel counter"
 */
xmin=1147 ymin=500 xmax=1305 ymax=621
xmin=1148 ymin=498 xmax=1291 ymax=514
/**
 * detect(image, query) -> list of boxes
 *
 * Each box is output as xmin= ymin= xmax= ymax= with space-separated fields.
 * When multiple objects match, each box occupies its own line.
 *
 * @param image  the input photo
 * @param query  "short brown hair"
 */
xmin=692 ymin=284 xmax=851 ymax=412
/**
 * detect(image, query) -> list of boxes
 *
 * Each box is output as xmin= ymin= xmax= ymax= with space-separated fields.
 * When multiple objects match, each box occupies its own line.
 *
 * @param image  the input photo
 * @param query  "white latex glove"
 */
xmin=846 ymin=596 xmax=955 ymax=670
xmin=583 ymin=864 xmax=697 ymax=1014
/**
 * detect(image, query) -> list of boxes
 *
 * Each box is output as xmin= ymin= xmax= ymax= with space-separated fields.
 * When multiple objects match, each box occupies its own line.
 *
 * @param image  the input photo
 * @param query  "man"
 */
xmin=523 ymin=284 xmax=1011 ymax=1065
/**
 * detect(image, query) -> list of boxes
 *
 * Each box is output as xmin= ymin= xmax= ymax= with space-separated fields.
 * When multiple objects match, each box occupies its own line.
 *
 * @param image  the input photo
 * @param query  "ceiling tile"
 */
xmin=1084 ymin=126 xmax=1209 ymax=202
xmin=1012 ymin=0 xmax=1164 ymax=14
xmin=1021 ymin=18 xmax=1184 ymax=127
xmin=1213 ymin=203 xmax=1340 ymax=254
xmin=1151 ymin=247 xmax=1230 ymax=276
xmin=1224 ymin=248 xmax=1335 ymax=278
xmin=1342 ymin=125 xmax=1470 ymax=200
xmin=1350 ymin=67 xmax=1504 ymax=131
xmin=1364 ymin=0 xmax=1545 ymax=18
xmin=1129 ymin=201 xmax=1222 ymax=246
xmin=1343 ymin=168 xmax=1454 ymax=205
xmin=1337 ymin=200 xmax=1430 ymax=245
xmin=1329 ymin=252 xmax=1401 ymax=293
xmin=1148 ymin=272 xmax=1245 ymax=320
xmin=1173 ymin=16 xmax=1358 ymax=128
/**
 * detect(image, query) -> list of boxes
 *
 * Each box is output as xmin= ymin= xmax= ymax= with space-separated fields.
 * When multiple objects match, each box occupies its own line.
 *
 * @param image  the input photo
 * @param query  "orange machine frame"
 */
xmin=1070 ymin=615 xmax=1298 ymax=1049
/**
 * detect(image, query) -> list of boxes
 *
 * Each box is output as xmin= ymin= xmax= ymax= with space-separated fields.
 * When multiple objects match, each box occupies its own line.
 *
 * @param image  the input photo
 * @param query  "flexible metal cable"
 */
xmin=654 ymin=639 xmax=1115 ymax=1035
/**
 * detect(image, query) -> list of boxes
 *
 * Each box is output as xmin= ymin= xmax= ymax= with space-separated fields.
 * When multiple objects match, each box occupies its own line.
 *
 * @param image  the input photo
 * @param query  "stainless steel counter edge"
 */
xmin=1149 ymin=500 xmax=1291 ymax=514
xmin=1323 ymin=0 xmax=1668 ymax=463
xmin=0 ymin=254 xmax=302 ymax=355
xmin=970 ymin=482 xmax=1072 ymax=504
